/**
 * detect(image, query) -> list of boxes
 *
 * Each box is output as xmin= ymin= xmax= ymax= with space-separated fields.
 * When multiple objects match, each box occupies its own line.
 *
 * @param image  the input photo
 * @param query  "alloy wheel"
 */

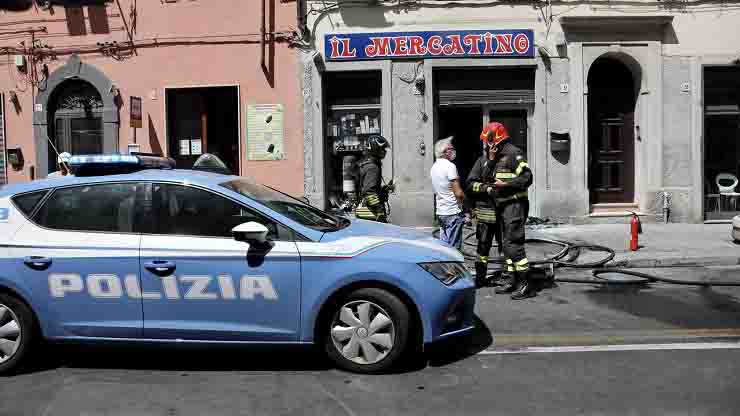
xmin=330 ymin=300 xmax=395 ymax=365
xmin=0 ymin=304 xmax=21 ymax=364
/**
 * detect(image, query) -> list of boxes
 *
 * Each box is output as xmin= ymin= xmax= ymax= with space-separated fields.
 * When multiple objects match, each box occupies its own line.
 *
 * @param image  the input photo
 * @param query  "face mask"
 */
xmin=449 ymin=150 xmax=457 ymax=161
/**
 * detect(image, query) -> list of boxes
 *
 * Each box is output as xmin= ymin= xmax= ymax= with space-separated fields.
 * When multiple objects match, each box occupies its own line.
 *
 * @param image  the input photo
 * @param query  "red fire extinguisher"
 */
xmin=629 ymin=212 xmax=642 ymax=251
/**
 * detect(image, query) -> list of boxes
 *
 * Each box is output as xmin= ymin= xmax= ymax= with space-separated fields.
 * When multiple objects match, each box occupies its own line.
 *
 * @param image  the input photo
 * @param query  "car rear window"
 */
xmin=33 ymin=183 xmax=143 ymax=233
xmin=11 ymin=190 xmax=49 ymax=218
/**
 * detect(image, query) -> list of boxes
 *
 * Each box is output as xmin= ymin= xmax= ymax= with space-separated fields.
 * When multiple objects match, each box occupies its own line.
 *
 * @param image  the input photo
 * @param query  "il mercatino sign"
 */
xmin=324 ymin=30 xmax=534 ymax=61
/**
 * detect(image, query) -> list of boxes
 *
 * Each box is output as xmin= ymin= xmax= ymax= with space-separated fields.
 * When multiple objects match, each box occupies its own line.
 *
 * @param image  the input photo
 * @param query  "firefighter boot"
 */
xmin=494 ymin=271 xmax=519 ymax=294
xmin=511 ymin=271 xmax=537 ymax=300
xmin=474 ymin=262 xmax=489 ymax=288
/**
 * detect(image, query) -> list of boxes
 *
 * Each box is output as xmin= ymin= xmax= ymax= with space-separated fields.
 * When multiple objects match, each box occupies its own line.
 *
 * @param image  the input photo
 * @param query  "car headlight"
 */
xmin=418 ymin=262 xmax=470 ymax=286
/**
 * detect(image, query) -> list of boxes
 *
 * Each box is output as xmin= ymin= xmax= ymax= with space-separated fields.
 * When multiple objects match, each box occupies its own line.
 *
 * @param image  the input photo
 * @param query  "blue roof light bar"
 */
xmin=67 ymin=154 xmax=175 ymax=177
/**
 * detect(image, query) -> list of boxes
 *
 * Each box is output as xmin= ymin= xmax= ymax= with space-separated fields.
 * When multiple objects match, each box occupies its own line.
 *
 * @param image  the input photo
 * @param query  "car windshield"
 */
xmin=220 ymin=179 xmax=348 ymax=232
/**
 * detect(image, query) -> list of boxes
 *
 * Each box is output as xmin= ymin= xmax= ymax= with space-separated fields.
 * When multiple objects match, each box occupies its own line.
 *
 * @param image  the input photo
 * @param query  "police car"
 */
xmin=0 ymin=155 xmax=475 ymax=374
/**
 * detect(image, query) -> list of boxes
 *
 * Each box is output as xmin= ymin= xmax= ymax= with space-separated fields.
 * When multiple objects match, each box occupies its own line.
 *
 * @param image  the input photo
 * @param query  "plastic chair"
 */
xmin=716 ymin=173 xmax=740 ymax=211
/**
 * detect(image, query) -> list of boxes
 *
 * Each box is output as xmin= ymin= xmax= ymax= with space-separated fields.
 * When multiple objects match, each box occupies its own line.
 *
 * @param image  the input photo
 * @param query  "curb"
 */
xmin=611 ymin=256 xmax=740 ymax=269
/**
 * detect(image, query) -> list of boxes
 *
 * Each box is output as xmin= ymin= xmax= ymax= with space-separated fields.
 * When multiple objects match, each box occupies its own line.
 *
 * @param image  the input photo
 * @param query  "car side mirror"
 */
xmin=232 ymin=222 xmax=269 ymax=244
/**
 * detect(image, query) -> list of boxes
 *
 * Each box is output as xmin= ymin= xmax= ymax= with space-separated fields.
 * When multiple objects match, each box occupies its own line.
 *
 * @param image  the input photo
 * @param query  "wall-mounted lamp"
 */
xmin=311 ymin=50 xmax=325 ymax=73
xmin=414 ymin=70 xmax=425 ymax=95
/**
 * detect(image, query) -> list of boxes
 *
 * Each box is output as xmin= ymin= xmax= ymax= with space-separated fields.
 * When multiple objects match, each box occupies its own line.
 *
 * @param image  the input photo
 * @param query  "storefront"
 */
xmin=302 ymin=2 xmax=740 ymax=225
xmin=304 ymin=29 xmax=544 ymax=226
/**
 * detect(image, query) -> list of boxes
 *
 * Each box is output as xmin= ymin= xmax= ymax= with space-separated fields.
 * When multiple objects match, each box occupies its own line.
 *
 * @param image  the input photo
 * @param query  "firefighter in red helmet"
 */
xmin=479 ymin=122 xmax=535 ymax=299
xmin=466 ymin=125 xmax=502 ymax=288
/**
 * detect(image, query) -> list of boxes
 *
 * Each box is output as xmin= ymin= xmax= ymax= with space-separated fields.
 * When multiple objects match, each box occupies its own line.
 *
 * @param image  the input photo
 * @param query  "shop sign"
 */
xmin=325 ymin=30 xmax=534 ymax=61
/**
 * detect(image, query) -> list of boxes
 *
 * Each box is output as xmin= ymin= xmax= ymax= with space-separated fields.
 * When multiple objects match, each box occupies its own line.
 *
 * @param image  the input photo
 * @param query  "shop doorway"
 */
xmin=435 ymin=106 xmax=529 ymax=207
xmin=587 ymin=56 xmax=638 ymax=205
xmin=703 ymin=66 xmax=740 ymax=221
xmin=437 ymin=107 xmax=483 ymax=188
xmin=166 ymin=86 xmax=240 ymax=173
xmin=434 ymin=67 xmax=534 ymax=193
xmin=486 ymin=108 xmax=528 ymax=157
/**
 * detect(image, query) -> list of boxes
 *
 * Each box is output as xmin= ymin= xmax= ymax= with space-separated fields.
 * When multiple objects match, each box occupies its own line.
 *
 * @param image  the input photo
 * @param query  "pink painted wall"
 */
xmin=0 ymin=0 xmax=304 ymax=196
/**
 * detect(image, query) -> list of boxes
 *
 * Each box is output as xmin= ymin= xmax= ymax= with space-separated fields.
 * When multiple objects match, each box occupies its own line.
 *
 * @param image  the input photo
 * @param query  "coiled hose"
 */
xmin=433 ymin=225 xmax=740 ymax=287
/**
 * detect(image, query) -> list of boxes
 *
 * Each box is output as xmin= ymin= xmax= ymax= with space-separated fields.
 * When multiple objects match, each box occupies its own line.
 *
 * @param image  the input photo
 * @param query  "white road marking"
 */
xmin=478 ymin=341 xmax=740 ymax=355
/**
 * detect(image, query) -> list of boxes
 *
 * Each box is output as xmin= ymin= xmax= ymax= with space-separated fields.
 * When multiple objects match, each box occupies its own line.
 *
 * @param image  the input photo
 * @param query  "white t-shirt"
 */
xmin=431 ymin=158 xmax=461 ymax=216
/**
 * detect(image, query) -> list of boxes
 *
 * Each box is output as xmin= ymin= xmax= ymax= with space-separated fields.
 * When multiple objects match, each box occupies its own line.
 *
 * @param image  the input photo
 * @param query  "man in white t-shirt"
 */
xmin=430 ymin=137 xmax=466 ymax=250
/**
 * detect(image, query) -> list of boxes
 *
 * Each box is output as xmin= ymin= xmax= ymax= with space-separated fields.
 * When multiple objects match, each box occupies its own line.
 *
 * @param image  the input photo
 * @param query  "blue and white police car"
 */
xmin=0 ymin=155 xmax=475 ymax=373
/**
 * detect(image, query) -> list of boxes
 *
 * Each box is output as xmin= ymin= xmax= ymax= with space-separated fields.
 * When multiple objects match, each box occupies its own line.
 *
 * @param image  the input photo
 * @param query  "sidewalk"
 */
xmin=532 ymin=223 xmax=740 ymax=268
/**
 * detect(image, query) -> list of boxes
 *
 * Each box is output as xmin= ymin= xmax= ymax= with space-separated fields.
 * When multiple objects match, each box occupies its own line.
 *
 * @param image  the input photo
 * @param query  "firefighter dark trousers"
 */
xmin=475 ymin=221 xmax=501 ymax=264
xmin=497 ymin=200 xmax=530 ymax=273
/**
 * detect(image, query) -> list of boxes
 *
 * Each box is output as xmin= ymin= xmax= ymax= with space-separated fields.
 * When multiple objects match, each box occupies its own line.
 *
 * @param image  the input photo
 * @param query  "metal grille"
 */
xmin=438 ymin=89 xmax=535 ymax=106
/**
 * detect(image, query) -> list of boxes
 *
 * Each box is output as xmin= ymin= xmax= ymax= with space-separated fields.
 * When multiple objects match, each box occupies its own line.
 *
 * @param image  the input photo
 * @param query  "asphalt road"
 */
xmin=3 ymin=267 xmax=740 ymax=416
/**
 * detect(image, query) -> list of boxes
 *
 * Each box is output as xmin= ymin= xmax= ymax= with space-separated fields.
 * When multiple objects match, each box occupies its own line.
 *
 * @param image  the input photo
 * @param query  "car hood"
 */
xmin=319 ymin=219 xmax=463 ymax=262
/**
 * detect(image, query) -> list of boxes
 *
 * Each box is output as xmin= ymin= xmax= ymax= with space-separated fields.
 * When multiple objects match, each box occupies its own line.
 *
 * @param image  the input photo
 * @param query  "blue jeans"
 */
xmin=438 ymin=213 xmax=464 ymax=251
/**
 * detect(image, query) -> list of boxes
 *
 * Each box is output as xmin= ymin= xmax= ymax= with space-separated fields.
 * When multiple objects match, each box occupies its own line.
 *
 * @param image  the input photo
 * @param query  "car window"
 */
xmin=220 ymin=179 xmax=346 ymax=232
xmin=34 ymin=183 xmax=142 ymax=233
xmin=149 ymin=183 xmax=293 ymax=241
xmin=12 ymin=190 xmax=49 ymax=218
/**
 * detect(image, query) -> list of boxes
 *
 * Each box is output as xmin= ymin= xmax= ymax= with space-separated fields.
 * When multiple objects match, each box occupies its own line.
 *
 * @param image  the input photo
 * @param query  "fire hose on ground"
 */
xmin=433 ymin=226 xmax=740 ymax=287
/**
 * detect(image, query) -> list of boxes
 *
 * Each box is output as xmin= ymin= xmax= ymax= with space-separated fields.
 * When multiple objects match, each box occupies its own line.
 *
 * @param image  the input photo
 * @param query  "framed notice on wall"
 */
xmin=130 ymin=96 xmax=142 ymax=128
xmin=246 ymin=104 xmax=285 ymax=161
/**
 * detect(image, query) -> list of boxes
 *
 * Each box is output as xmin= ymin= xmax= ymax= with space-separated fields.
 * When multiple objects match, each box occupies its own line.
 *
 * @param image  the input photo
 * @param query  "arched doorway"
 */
xmin=587 ymin=55 xmax=640 ymax=204
xmin=34 ymin=55 xmax=119 ymax=177
xmin=47 ymin=80 xmax=105 ymax=172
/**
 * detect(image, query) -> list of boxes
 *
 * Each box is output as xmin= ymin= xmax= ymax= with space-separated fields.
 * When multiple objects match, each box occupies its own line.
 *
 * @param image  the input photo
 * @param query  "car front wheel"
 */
xmin=324 ymin=288 xmax=412 ymax=373
xmin=0 ymin=293 xmax=36 ymax=375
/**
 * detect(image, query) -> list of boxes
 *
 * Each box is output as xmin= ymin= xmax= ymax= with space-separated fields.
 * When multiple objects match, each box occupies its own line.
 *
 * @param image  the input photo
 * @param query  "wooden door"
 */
xmin=167 ymin=89 xmax=207 ymax=169
xmin=589 ymin=112 xmax=635 ymax=204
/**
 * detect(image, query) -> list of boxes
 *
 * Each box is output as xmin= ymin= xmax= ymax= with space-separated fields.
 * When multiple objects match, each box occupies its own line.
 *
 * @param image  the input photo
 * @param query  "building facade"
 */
xmin=0 ymin=0 xmax=305 ymax=196
xmin=301 ymin=1 xmax=740 ymax=225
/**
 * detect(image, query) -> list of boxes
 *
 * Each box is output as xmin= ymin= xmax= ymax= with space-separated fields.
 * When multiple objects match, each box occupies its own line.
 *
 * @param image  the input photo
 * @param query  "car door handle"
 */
xmin=23 ymin=256 xmax=52 ymax=271
xmin=144 ymin=261 xmax=176 ymax=277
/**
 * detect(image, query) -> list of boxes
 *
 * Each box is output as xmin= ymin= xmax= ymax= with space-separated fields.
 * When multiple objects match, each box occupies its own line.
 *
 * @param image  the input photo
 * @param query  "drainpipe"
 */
xmin=296 ymin=0 xmax=307 ymax=33
xmin=260 ymin=0 xmax=266 ymax=69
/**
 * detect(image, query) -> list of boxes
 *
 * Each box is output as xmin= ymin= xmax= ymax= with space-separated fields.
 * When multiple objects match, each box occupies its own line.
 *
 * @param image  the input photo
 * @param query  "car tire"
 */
xmin=0 ymin=293 xmax=36 ymax=376
xmin=324 ymin=288 xmax=412 ymax=374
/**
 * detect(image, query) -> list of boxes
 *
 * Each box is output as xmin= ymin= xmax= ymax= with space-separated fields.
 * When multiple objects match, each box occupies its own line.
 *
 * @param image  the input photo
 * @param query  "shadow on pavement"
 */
xmin=15 ymin=316 xmax=492 ymax=375
xmin=584 ymin=282 xmax=740 ymax=328
xmin=425 ymin=316 xmax=493 ymax=368
xmin=20 ymin=343 xmax=333 ymax=374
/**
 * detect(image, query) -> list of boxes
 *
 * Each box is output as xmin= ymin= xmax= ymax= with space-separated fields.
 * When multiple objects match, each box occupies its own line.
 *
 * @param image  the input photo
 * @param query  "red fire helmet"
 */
xmin=480 ymin=122 xmax=510 ymax=146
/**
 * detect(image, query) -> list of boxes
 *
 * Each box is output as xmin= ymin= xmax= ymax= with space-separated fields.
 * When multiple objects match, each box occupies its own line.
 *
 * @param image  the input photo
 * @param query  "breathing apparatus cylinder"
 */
xmin=342 ymin=155 xmax=358 ymax=198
